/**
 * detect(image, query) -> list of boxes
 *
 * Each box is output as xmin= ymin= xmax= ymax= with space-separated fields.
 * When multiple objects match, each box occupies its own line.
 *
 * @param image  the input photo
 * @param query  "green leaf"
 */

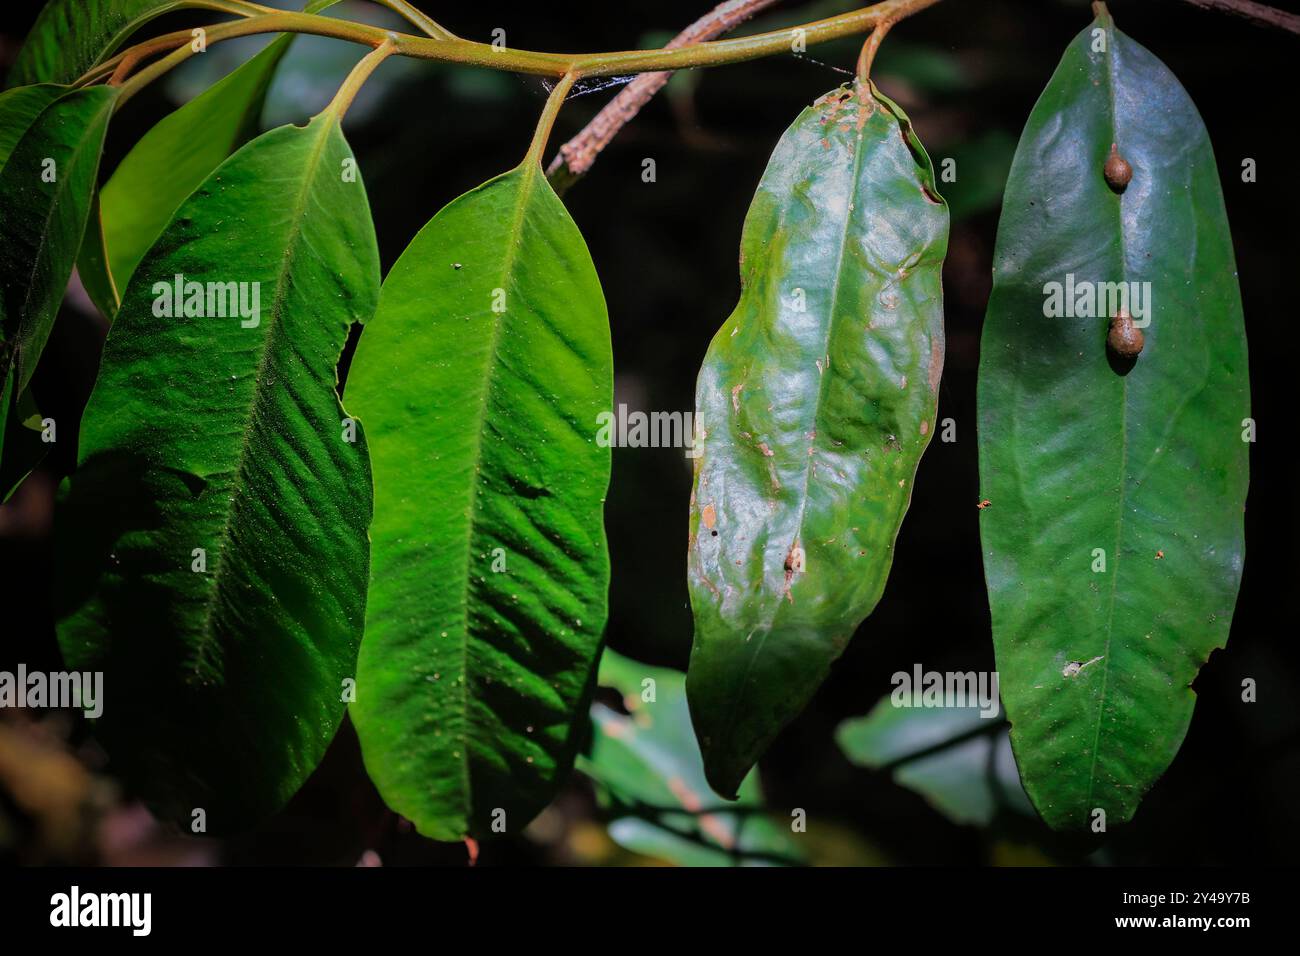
xmin=346 ymin=161 xmax=612 ymax=841
xmin=582 ymin=650 xmax=803 ymax=866
xmin=940 ymin=129 xmax=1016 ymax=223
xmin=0 ymin=375 xmax=48 ymax=502
xmin=836 ymin=698 xmax=1032 ymax=827
xmin=0 ymin=82 xmax=65 ymax=490
xmin=55 ymin=111 xmax=380 ymax=828
xmin=976 ymin=9 xmax=1249 ymax=831
xmin=0 ymin=84 xmax=63 ymax=168
xmin=86 ymin=0 xmax=344 ymax=307
xmin=75 ymin=189 xmax=120 ymax=320
xmin=9 ymin=1 xmax=192 ymax=87
xmin=685 ymin=82 xmax=949 ymax=799
xmin=0 ymin=86 xmax=116 ymax=397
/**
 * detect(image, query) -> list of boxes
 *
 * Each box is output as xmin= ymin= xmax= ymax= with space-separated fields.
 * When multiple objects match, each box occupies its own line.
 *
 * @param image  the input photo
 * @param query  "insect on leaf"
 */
xmin=55 ymin=109 xmax=380 ymax=829
xmin=977 ymin=7 xmax=1250 ymax=830
xmin=346 ymin=159 xmax=612 ymax=842
xmin=686 ymin=81 xmax=949 ymax=799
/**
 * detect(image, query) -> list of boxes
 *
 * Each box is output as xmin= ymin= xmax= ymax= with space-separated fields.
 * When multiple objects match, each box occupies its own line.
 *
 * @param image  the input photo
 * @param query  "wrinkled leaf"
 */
xmin=977 ymin=9 xmax=1249 ymax=830
xmin=9 ymin=0 xmax=192 ymax=88
xmin=56 ymin=111 xmax=379 ymax=828
xmin=581 ymin=649 xmax=803 ymax=866
xmin=836 ymin=698 xmax=1032 ymax=827
xmin=686 ymin=82 xmax=949 ymax=798
xmin=346 ymin=160 xmax=612 ymax=841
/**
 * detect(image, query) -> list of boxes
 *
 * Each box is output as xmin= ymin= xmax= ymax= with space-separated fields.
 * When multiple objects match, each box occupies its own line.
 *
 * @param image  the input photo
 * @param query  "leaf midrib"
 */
xmin=712 ymin=101 xmax=872 ymax=775
xmin=190 ymin=117 xmax=337 ymax=677
xmin=449 ymin=161 xmax=543 ymax=828
xmin=1084 ymin=19 xmax=1128 ymax=811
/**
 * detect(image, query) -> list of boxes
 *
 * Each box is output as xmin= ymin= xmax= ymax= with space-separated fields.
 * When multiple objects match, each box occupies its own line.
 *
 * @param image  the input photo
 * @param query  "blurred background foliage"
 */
xmin=1 ymin=0 xmax=1297 ymax=865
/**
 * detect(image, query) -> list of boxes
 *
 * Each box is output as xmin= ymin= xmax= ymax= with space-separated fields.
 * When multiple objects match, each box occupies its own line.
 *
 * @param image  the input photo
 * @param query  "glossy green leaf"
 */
xmin=686 ymin=82 xmax=949 ymax=798
xmin=85 ymin=0 xmax=343 ymax=309
xmin=581 ymin=650 xmax=802 ymax=866
xmin=346 ymin=161 xmax=612 ymax=841
xmin=0 ymin=86 xmax=116 ymax=400
xmin=55 ymin=110 xmax=379 ymax=828
xmin=9 ymin=0 xmax=192 ymax=88
xmin=977 ymin=9 xmax=1249 ymax=830
xmin=836 ymin=698 xmax=1032 ymax=827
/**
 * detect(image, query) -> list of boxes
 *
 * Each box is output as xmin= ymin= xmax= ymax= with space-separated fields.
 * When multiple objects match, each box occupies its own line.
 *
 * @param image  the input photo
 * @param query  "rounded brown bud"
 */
xmin=1107 ymin=309 xmax=1144 ymax=358
xmin=1104 ymin=143 xmax=1133 ymax=192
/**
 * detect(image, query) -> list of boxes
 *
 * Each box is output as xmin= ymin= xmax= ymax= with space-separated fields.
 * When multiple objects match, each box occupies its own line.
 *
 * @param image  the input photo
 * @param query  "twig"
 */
xmin=856 ymin=17 xmax=895 ymax=83
xmin=326 ymin=35 xmax=398 ymax=119
xmin=370 ymin=0 xmax=457 ymax=40
xmin=545 ymin=0 xmax=784 ymax=193
xmin=1175 ymin=0 xmax=1300 ymax=34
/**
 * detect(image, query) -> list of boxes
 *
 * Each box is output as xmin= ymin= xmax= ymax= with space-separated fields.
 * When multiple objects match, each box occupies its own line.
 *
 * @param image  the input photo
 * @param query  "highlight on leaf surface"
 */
xmin=685 ymin=80 xmax=949 ymax=800
xmin=55 ymin=108 xmax=380 ymax=829
xmin=346 ymin=155 xmax=613 ymax=842
xmin=976 ymin=7 xmax=1249 ymax=831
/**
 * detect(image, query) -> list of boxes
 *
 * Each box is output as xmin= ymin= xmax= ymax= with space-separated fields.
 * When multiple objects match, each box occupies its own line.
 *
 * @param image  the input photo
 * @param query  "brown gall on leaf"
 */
xmin=1107 ymin=308 xmax=1144 ymax=359
xmin=1104 ymin=143 xmax=1132 ymax=192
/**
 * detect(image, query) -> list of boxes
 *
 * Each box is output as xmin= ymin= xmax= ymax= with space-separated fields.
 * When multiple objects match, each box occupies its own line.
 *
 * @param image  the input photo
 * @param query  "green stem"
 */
xmin=324 ymin=36 xmax=398 ymax=120
xmin=102 ymin=0 xmax=940 ymax=96
xmin=524 ymin=72 xmax=578 ymax=168
xmin=371 ymin=0 xmax=456 ymax=40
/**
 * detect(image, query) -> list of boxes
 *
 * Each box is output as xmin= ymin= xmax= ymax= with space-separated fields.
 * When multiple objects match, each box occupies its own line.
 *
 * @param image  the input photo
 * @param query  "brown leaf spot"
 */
xmin=701 ymin=504 xmax=717 ymax=530
xmin=928 ymin=337 xmax=944 ymax=393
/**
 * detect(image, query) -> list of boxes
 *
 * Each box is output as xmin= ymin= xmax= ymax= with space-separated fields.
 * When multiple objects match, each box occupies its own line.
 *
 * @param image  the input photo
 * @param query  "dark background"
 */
xmin=1 ymin=0 xmax=1296 ymax=865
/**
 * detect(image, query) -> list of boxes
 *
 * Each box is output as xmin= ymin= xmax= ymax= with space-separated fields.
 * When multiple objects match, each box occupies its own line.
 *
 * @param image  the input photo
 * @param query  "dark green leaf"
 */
xmin=0 ymin=377 xmax=47 ymax=502
xmin=84 ymin=0 xmax=344 ymax=308
xmin=9 ymin=0 xmax=190 ymax=88
xmin=582 ymin=650 xmax=803 ymax=866
xmin=686 ymin=82 xmax=949 ymax=798
xmin=0 ymin=81 xmax=64 ymax=489
xmin=346 ymin=161 xmax=612 ymax=841
xmin=836 ymin=698 xmax=1032 ymax=826
xmin=55 ymin=110 xmax=380 ymax=828
xmin=0 ymin=86 xmax=116 ymax=397
xmin=0 ymin=84 xmax=63 ymax=167
xmin=940 ymin=129 xmax=1016 ymax=223
xmin=977 ymin=9 xmax=1249 ymax=830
